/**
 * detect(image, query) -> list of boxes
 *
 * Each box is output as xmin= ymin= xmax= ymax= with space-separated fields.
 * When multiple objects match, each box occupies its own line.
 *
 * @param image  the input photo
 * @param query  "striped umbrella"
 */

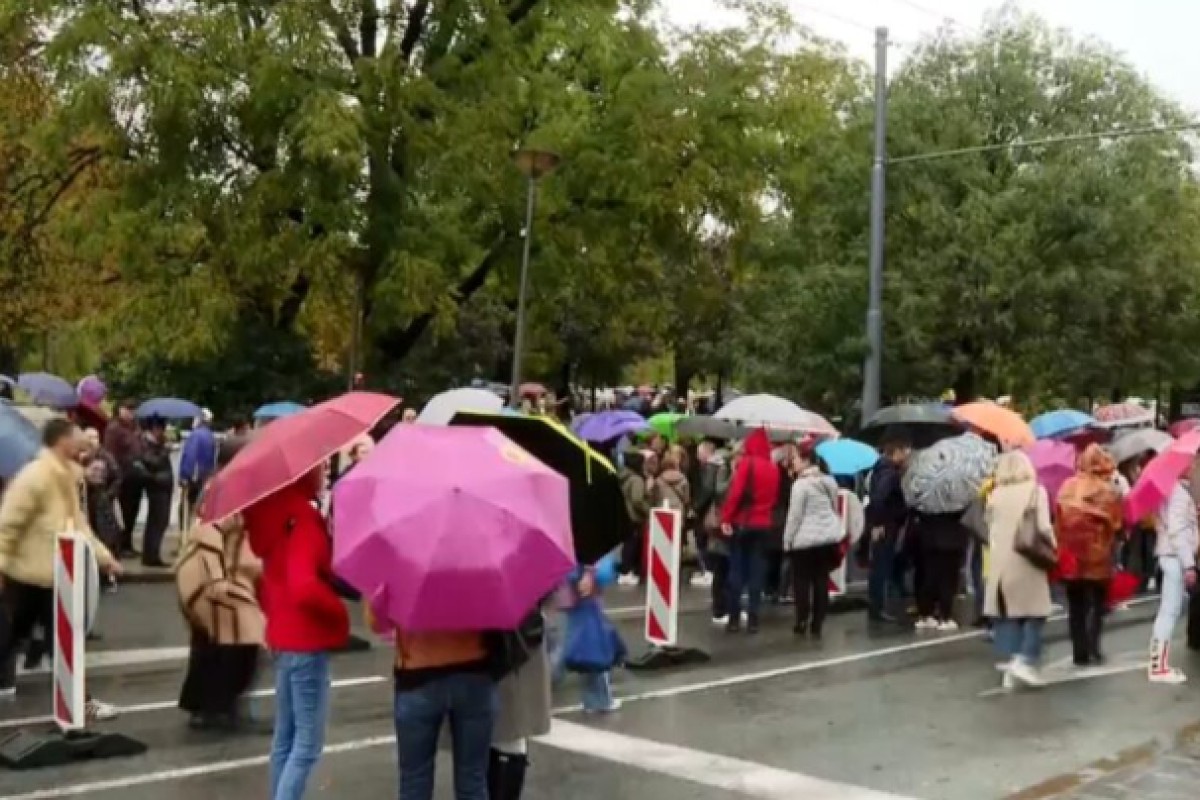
xmin=902 ymin=433 xmax=998 ymax=514
xmin=1094 ymin=402 xmax=1154 ymax=430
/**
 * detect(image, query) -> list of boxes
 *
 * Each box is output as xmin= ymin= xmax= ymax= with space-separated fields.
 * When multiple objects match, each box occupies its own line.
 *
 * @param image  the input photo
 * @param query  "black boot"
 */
xmin=488 ymin=748 xmax=528 ymax=800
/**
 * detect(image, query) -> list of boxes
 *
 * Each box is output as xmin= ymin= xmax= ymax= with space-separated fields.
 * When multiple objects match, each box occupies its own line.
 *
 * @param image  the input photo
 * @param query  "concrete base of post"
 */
xmin=0 ymin=727 xmax=147 ymax=770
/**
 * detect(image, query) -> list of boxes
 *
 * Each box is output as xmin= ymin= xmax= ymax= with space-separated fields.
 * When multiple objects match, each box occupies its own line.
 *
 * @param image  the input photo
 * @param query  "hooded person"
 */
xmin=718 ymin=428 xmax=780 ymax=634
xmin=1055 ymin=444 xmax=1123 ymax=668
xmin=650 ymin=452 xmax=691 ymax=517
xmin=244 ymin=467 xmax=349 ymax=800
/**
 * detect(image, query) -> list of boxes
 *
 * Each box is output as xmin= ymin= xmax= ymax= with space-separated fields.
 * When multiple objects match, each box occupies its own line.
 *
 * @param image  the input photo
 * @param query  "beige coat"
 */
xmin=0 ymin=449 xmax=115 ymax=588
xmin=175 ymin=517 xmax=264 ymax=646
xmin=984 ymin=481 xmax=1055 ymax=619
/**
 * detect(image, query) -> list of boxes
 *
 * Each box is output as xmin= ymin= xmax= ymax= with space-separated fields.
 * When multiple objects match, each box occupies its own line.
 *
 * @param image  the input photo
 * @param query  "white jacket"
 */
xmin=783 ymin=469 xmax=844 ymax=552
xmin=1156 ymin=482 xmax=1198 ymax=570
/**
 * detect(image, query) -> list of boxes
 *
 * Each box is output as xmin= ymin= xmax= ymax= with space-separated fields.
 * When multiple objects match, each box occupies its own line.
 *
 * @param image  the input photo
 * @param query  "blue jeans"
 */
xmin=581 ymin=671 xmax=615 ymax=711
xmin=868 ymin=533 xmax=897 ymax=617
xmin=727 ymin=530 xmax=767 ymax=622
xmin=270 ymin=652 xmax=331 ymax=800
xmin=992 ymin=618 xmax=1045 ymax=664
xmin=394 ymin=672 xmax=498 ymax=800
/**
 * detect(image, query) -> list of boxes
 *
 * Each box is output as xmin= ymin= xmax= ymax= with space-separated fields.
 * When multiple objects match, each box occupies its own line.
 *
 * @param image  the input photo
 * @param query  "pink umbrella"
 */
xmin=1125 ymin=429 xmax=1200 ymax=523
xmin=1168 ymin=418 xmax=1199 ymax=438
xmin=1025 ymin=439 xmax=1076 ymax=503
xmin=332 ymin=425 xmax=575 ymax=632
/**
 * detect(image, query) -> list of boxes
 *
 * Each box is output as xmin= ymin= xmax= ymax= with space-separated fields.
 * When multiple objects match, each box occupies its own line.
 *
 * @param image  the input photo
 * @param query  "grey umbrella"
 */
xmin=902 ymin=433 xmax=998 ymax=515
xmin=1106 ymin=428 xmax=1173 ymax=466
xmin=859 ymin=403 xmax=959 ymax=449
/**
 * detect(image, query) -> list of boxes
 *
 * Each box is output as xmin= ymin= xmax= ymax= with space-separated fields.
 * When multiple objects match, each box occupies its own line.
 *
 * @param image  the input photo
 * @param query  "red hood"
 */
xmin=743 ymin=428 xmax=772 ymax=460
xmin=244 ymin=482 xmax=320 ymax=560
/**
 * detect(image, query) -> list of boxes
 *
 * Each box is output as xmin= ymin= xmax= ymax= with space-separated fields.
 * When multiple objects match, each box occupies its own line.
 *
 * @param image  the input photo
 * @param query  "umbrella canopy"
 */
xmin=17 ymin=373 xmax=76 ymax=409
xmin=858 ymin=404 xmax=958 ymax=450
xmin=902 ymin=433 xmax=998 ymax=514
xmin=137 ymin=397 xmax=202 ymax=420
xmin=76 ymin=375 xmax=107 ymax=407
xmin=1169 ymin=418 xmax=1199 ymax=438
xmin=1094 ymin=402 xmax=1154 ymax=430
xmin=1025 ymin=439 xmax=1076 ymax=503
xmin=1125 ymin=429 xmax=1200 ymax=523
xmin=1030 ymin=409 xmax=1095 ymax=440
xmin=951 ymin=402 xmax=1035 ymax=449
xmin=815 ymin=438 xmax=878 ymax=477
xmin=678 ymin=394 xmax=837 ymax=441
xmin=332 ymin=425 xmax=574 ymax=632
xmin=1107 ymin=428 xmax=1174 ymax=465
xmin=416 ymin=388 xmax=503 ymax=426
xmin=519 ymin=382 xmax=547 ymax=398
xmin=0 ymin=401 xmax=41 ymax=479
xmin=647 ymin=412 xmax=687 ymax=442
xmin=202 ymin=391 xmax=399 ymax=522
xmin=254 ymin=401 xmax=307 ymax=421
xmin=449 ymin=410 xmax=623 ymax=563
xmin=572 ymin=410 xmax=648 ymax=444
xmin=71 ymin=402 xmax=109 ymax=438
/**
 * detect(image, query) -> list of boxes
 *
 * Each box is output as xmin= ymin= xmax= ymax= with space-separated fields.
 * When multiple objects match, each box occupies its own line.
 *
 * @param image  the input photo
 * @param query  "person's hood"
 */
xmin=243 ymin=482 xmax=317 ymax=560
xmin=742 ymin=428 xmax=772 ymax=460
xmin=659 ymin=468 xmax=687 ymax=486
xmin=1077 ymin=443 xmax=1115 ymax=478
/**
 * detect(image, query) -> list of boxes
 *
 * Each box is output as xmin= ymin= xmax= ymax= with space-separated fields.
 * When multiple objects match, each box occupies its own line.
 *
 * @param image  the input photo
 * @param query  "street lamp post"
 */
xmin=509 ymin=148 xmax=560 ymax=408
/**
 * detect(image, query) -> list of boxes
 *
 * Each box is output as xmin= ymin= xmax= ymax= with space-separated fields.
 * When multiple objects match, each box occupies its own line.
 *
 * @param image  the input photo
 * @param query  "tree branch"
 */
xmin=322 ymin=2 xmax=360 ymax=63
xmin=374 ymin=232 xmax=511 ymax=362
xmin=359 ymin=0 xmax=379 ymax=58
xmin=397 ymin=0 xmax=430 ymax=63
xmin=506 ymin=0 xmax=540 ymax=25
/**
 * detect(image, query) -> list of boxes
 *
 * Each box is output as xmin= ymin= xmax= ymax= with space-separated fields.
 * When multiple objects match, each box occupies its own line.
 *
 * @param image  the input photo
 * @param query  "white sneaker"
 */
xmin=711 ymin=615 xmax=729 ymax=627
xmin=617 ymin=574 xmax=639 ymax=588
xmin=937 ymin=619 xmax=959 ymax=632
xmin=86 ymin=698 xmax=119 ymax=721
xmin=914 ymin=617 xmax=938 ymax=630
xmin=0 ymin=686 xmax=15 ymax=700
xmin=1008 ymin=659 xmax=1045 ymax=688
xmin=1001 ymin=669 xmax=1015 ymax=690
xmin=690 ymin=573 xmax=713 ymax=589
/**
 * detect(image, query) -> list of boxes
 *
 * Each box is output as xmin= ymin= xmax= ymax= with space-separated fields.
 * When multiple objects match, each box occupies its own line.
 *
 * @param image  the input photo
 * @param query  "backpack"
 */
xmin=483 ymin=605 xmax=546 ymax=681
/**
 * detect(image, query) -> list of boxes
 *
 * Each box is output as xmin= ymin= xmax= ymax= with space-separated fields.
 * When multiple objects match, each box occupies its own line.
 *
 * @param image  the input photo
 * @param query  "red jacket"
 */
xmin=720 ymin=429 xmax=781 ymax=531
xmin=244 ymin=484 xmax=349 ymax=653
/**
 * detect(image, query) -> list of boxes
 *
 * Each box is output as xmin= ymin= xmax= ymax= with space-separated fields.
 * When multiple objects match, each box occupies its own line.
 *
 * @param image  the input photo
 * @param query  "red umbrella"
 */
xmin=519 ymin=382 xmax=547 ymax=398
xmin=1169 ymin=418 xmax=1199 ymax=438
xmin=201 ymin=391 xmax=399 ymax=522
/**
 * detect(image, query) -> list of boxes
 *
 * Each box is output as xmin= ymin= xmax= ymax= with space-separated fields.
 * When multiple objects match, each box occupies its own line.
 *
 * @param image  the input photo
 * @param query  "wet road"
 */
xmin=1 ymin=585 xmax=1198 ymax=799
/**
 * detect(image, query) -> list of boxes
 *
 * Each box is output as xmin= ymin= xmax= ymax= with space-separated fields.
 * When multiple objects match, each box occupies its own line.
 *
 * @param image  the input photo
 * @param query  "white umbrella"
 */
xmin=1107 ymin=428 xmax=1173 ymax=465
xmin=417 ymin=388 xmax=503 ymax=426
xmin=678 ymin=393 xmax=837 ymax=440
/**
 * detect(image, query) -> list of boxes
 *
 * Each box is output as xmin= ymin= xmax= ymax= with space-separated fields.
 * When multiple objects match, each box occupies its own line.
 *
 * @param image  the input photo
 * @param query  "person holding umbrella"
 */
xmin=1149 ymin=476 xmax=1198 ymax=684
xmin=105 ymin=399 xmax=145 ymax=557
xmin=782 ymin=444 xmax=844 ymax=638
xmin=719 ymin=428 xmax=780 ymax=634
xmin=863 ymin=434 xmax=912 ymax=623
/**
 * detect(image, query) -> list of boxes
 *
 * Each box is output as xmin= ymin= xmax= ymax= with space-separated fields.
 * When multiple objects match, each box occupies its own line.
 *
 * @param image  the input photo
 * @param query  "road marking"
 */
xmin=540 ymin=718 xmax=915 ymax=799
xmin=0 ymin=675 xmax=386 ymax=730
xmin=16 ymin=646 xmax=192 ymax=676
xmin=1 ymin=597 xmax=1160 ymax=799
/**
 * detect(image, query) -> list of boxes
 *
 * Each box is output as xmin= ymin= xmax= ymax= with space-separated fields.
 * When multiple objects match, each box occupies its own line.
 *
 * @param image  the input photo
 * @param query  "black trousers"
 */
xmin=179 ymin=630 xmax=259 ymax=717
xmin=709 ymin=553 xmax=730 ymax=619
xmin=917 ymin=548 xmax=963 ymax=621
xmin=118 ymin=477 xmax=145 ymax=552
xmin=1188 ymin=583 xmax=1200 ymax=651
xmin=1065 ymin=580 xmax=1107 ymax=664
xmin=0 ymin=579 xmax=53 ymax=690
xmin=142 ymin=488 xmax=173 ymax=564
xmin=791 ymin=545 xmax=838 ymax=633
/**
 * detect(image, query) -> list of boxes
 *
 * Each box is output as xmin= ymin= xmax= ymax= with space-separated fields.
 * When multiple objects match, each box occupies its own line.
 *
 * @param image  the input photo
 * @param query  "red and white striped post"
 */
xmin=627 ymin=503 xmax=709 ymax=671
xmin=0 ymin=529 xmax=146 ymax=769
xmin=52 ymin=532 xmax=88 ymax=732
xmin=644 ymin=505 xmax=682 ymax=647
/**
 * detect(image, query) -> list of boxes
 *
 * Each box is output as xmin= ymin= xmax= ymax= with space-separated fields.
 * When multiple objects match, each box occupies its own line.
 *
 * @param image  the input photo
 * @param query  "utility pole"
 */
xmin=860 ymin=26 xmax=888 ymax=424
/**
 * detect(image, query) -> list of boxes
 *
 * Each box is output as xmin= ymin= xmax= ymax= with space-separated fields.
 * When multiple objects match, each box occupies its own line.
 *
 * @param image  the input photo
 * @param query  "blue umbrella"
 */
xmin=815 ymin=438 xmax=879 ymax=477
xmin=17 ymin=372 xmax=77 ymax=409
xmin=0 ymin=401 xmax=41 ymax=479
xmin=574 ymin=410 xmax=649 ymax=443
xmin=137 ymin=397 xmax=202 ymax=420
xmin=254 ymin=401 xmax=307 ymax=421
xmin=1030 ymin=409 xmax=1095 ymax=440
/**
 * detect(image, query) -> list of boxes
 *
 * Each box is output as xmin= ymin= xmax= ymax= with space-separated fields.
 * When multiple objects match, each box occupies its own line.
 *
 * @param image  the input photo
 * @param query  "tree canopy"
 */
xmin=5 ymin=1 xmax=1200 ymax=416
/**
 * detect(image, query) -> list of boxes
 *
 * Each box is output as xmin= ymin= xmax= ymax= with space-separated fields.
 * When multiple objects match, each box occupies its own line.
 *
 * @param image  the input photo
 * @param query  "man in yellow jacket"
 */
xmin=0 ymin=418 xmax=122 ymax=716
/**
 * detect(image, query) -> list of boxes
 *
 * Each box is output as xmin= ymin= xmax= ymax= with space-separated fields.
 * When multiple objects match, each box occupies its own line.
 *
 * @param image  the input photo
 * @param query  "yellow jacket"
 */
xmin=0 ymin=449 xmax=116 ymax=587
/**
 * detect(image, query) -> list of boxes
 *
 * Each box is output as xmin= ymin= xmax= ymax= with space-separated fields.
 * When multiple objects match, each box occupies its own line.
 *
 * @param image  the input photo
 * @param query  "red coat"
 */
xmin=720 ymin=429 xmax=781 ymax=531
xmin=244 ymin=484 xmax=349 ymax=653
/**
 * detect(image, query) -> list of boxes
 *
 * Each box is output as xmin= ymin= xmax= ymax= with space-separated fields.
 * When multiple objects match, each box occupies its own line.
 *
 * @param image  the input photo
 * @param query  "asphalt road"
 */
xmin=1 ymin=585 xmax=1198 ymax=799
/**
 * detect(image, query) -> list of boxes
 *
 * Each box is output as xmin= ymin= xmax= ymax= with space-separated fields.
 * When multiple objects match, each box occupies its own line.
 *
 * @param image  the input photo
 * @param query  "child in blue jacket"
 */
xmin=559 ymin=555 xmax=626 ymax=713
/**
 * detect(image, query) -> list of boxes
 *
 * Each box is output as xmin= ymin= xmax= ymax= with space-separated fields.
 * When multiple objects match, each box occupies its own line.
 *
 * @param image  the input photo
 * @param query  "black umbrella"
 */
xmin=858 ymin=404 xmax=960 ymax=450
xmin=449 ymin=411 xmax=624 ymax=564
